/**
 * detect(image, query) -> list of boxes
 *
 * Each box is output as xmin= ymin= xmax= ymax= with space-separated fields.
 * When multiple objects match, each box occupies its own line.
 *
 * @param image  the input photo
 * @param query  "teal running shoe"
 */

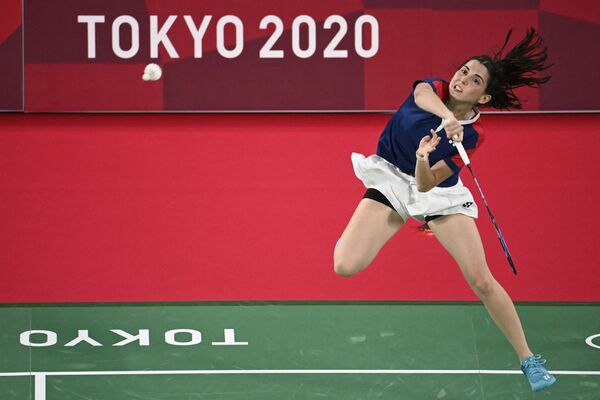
xmin=520 ymin=354 xmax=556 ymax=392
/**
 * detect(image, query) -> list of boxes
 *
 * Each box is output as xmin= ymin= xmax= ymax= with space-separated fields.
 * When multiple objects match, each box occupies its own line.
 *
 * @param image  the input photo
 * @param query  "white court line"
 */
xmin=2 ymin=369 xmax=599 ymax=400
xmin=34 ymin=374 xmax=45 ymax=400
xmin=1 ymin=369 xmax=600 ymax=376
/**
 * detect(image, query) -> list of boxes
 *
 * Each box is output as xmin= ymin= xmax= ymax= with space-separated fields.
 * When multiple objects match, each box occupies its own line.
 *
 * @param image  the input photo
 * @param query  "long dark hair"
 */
xmin=467 ymin=28 xmax=552 ymax=110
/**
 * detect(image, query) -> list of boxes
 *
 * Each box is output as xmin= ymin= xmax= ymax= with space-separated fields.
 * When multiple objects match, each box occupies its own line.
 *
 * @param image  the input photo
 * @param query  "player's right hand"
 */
xmin=442 ymin=116 xmax=463 ymax=142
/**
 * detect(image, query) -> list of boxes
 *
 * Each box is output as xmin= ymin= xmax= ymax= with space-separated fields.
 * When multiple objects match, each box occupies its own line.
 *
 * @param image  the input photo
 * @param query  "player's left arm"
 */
xmin=415 ymin=129 xmax=454 ymax=192
xmin=415 ymin=159 xmax=454 ymax=192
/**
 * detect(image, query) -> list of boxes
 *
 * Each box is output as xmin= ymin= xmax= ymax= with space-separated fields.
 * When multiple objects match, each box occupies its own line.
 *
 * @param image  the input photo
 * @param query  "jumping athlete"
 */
xmin=334 ymin=28 xmax=555 ymax=392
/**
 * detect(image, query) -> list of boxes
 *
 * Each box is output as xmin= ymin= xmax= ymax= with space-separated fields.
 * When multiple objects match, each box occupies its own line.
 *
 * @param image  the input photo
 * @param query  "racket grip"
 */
xmin=435 ymin=119 xmax=471 ymax=166
xmin=455 ymin=142 xmax=470 ymax=166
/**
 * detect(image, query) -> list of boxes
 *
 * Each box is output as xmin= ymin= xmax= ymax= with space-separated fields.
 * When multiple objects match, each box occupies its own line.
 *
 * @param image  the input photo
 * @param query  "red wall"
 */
xmin=1 ymin=113 xmax=598 ymax=303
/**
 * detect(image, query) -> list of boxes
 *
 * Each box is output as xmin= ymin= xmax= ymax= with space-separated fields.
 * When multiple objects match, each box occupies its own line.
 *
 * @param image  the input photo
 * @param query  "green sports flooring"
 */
xmin=1 ymin=302 xmax=599 ymax=399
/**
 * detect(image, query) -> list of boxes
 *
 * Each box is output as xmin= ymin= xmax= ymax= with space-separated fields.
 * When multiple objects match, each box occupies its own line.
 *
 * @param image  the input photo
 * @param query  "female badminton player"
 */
xmin=334 ymin=28 xmax=555 ymax=392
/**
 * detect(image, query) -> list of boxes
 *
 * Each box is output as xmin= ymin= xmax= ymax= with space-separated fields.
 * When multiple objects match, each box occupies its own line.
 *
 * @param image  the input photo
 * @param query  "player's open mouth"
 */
xmin=453 ymin=84 xmax=463 ymax=93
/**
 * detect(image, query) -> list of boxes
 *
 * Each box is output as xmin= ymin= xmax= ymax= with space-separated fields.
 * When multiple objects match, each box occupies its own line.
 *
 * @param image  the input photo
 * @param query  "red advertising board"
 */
xmin=2 ymin=1 xmax=599 ymax=111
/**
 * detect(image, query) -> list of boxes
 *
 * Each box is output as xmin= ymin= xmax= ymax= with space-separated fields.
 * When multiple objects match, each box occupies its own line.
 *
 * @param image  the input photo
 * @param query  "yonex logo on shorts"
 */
xmin=462 ymin=202 xmax=473 ymax=208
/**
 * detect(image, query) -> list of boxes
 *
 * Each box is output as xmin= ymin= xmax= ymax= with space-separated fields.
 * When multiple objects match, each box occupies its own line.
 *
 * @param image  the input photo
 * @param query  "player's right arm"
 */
xmin=413 ymin=82 xmax=462 ymax=141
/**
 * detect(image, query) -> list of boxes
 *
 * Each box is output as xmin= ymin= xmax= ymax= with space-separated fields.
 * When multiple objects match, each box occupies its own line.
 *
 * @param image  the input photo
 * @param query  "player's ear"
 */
xmin=478 ymin=94 xmax=492 ymax=106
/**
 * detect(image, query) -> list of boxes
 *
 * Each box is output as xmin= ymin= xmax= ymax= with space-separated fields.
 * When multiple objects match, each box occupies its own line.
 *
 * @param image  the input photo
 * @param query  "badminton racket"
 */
xmin=435 ymin=118 xmax=518 ymax=275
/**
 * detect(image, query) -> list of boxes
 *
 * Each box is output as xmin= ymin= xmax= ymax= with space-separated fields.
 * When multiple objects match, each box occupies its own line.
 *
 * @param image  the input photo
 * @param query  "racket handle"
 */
xmin=434 ymin=119 xmax=449 ymax=133
xmin=435 ymin=119 xmax=471 ymax=166
xmin=455 ymin=142 xmax=471 ymax=166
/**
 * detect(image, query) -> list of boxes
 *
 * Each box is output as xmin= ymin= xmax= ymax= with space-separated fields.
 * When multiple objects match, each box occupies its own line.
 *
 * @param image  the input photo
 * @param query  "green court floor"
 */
xmin=1 ymin=302 xmax=599 ymax=399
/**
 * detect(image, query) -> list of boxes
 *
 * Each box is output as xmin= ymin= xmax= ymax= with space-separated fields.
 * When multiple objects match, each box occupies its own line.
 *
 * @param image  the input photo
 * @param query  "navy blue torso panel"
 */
xmin=376 ymin=78 xmax=485 ymax=187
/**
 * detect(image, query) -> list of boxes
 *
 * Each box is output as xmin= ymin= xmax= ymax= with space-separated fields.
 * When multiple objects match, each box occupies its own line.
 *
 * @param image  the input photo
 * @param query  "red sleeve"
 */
xmin=432 ymin=80 xmax=449 ymax=103
xmin=413 ymin=78 xmax=449 ymax=102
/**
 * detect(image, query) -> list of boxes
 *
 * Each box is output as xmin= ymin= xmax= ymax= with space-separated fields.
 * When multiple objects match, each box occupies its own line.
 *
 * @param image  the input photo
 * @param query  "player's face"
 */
xmin=449 ymin=60 xmax=491 ymax=106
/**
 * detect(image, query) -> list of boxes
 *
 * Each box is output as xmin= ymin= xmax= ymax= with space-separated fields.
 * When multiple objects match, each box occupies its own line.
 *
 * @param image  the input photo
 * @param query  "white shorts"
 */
xmin=351 ymin=153 xmax=478 ymax=222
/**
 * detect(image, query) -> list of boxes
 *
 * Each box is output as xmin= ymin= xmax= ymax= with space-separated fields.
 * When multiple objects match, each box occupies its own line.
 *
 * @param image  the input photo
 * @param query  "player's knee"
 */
xmin=333 ymin=249 xmax=363 ymax=278
xmin=467 ymin=271 xmax=496 ymax=297
xmin=334 ymin=257 xmax=357 ymax=277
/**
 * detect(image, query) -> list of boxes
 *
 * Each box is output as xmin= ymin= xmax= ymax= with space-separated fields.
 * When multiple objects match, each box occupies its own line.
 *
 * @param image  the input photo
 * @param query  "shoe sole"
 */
xmin=532 ymin=376 xmax=556 ymax=392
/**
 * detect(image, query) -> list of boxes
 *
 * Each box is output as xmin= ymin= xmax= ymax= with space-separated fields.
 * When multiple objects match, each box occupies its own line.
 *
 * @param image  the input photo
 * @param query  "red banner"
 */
xmin=0 ymin=0 xmax=22 ymax=111
xmin=9 ymin=0 xmax=600 ymax=111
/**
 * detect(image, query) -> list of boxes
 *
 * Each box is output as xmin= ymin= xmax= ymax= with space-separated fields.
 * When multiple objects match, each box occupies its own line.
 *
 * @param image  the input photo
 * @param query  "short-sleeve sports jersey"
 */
xmin=376 ymin=78 xmax=485 ymax=187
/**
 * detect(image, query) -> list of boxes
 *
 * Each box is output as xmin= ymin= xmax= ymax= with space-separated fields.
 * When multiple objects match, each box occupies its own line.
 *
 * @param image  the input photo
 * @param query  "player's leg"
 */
xmin=334 ymin=197 xmax=405 ymax=277
xmin=427 ymin=214 xmax=533 ymax=360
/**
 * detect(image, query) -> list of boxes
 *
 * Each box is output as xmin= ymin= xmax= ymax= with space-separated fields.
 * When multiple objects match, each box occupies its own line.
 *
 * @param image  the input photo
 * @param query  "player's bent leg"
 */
xmin=427 ymin=214 xmax=533 ymax=359
xmin=334 ymin=198 xmax=404 ymax=277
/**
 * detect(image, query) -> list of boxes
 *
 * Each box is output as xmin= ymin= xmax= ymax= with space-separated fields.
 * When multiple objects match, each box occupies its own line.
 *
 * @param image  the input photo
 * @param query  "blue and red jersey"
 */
xmin=376 ymin=78 xmax=485 ymax=187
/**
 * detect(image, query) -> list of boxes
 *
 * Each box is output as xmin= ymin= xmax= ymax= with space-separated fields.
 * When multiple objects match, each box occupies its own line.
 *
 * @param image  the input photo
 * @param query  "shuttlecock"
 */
xmin=142 ymin=63 xmax=162 ymax=81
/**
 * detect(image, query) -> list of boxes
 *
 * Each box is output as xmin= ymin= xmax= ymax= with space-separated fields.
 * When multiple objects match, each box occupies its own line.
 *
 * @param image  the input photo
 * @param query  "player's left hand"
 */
xmin=418 ymin=130 xmax=442 ymax=156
